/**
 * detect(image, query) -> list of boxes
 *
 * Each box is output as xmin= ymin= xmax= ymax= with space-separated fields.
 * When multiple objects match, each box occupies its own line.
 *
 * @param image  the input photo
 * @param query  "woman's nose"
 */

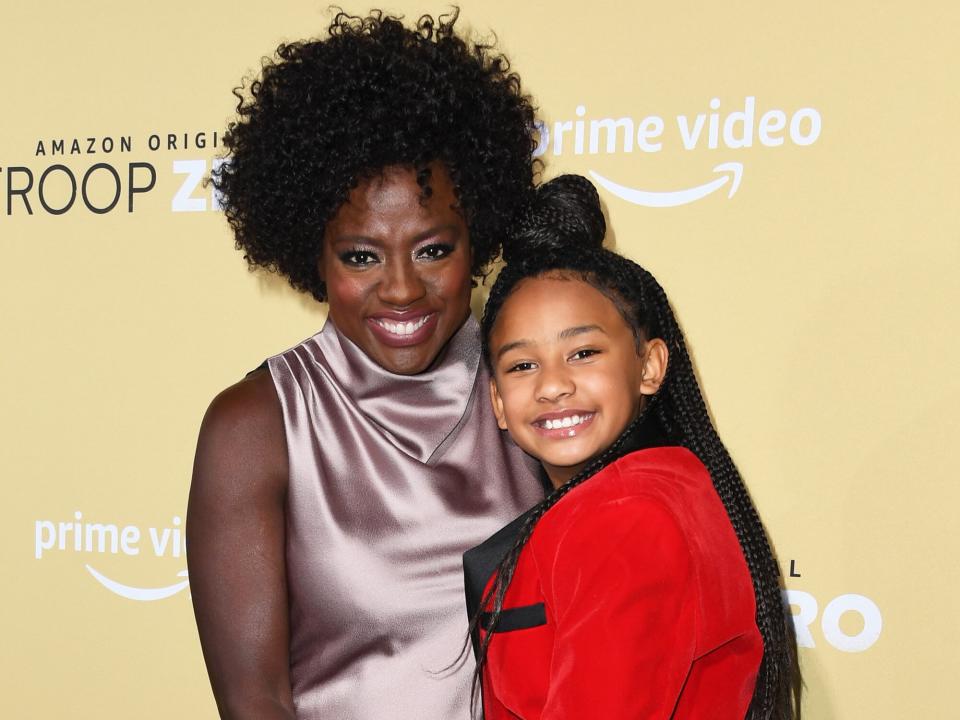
xmin=378 ymin=258 xmax=427 ymax=307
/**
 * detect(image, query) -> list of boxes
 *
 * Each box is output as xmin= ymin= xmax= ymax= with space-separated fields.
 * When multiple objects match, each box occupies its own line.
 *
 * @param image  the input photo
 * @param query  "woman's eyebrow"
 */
xmin=329 ymin=224 xmax=461 ymax=247
xmin=411 ymin=223 xmax=462 ymax=243
xmin=329 ymin=234 xmax=381 ymax=247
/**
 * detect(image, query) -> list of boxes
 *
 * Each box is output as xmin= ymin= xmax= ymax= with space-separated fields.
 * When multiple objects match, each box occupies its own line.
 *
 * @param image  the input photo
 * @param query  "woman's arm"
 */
xmin=539 ymin=497 xmax=698 ymax=719
xmin=187 ymin=369 xmax=295 ymax=720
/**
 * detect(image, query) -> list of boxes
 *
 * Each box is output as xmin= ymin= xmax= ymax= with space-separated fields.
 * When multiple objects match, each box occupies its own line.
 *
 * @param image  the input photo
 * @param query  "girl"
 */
xmin=464 ymin=175 xmax=799 ymax=719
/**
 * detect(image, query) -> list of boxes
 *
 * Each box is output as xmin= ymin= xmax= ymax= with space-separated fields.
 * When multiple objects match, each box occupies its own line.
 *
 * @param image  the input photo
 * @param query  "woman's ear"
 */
xmin=639 ymin=338 xmax=669 ymax=396
xmin=489 ymin=378 xmax=508 ymax=430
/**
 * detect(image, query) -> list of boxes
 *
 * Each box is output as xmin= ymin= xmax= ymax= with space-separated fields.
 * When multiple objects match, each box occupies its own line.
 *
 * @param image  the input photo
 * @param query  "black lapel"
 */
xmin=463 ymin=507 xmax=536 ymax=656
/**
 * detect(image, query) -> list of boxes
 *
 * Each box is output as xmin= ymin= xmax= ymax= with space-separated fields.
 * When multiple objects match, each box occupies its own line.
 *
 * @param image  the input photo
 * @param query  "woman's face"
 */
xmin=320 ymin=163 xmax=473 ymax=375
xmin=488 ymin=275 xmax=666 ymax=487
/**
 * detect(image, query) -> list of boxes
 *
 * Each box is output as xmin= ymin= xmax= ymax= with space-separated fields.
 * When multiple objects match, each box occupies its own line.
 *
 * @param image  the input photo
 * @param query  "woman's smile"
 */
xmin=320 ymin=162 xmax=473 ymax=375
xmin=367 ymin=312 xmax=439 ymax=347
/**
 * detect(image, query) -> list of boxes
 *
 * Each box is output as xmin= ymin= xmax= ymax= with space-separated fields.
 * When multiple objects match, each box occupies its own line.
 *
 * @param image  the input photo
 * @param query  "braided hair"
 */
xmin=470 ymin=175 xmax=800 ymax=719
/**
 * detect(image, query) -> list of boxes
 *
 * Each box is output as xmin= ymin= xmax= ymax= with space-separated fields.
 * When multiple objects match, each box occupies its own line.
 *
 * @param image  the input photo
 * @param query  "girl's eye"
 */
xmin=416 ymin=243 xmax=454 ymax=260
xmin=570 ymin=348 xmax=601 ymax=361
xmin=506 ymin=361 xmax=537 ymax=373
xmin=339 ymin=249 xmax=380 ymax=267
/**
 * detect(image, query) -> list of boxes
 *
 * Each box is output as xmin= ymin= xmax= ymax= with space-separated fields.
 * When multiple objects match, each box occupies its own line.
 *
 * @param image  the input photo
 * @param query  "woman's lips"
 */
xmin=531 ymin=411 xmax=596 ymax=439
xmin=366 ymin=312 xmax=438 ymax=348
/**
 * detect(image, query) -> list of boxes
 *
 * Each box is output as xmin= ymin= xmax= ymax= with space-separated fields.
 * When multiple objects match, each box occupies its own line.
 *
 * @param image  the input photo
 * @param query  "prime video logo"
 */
xmin=34 ymin=511 xmax=189 ymax=601
xmin=534 ymin=96 xmax=821 ymax=207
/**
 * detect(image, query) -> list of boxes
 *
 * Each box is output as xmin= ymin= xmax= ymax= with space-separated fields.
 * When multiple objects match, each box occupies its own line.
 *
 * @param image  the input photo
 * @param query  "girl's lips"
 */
xmin=531 ymin=412 xmax=596 ymax=439
xmin=366 ymin=312 xmax=438 ymax=348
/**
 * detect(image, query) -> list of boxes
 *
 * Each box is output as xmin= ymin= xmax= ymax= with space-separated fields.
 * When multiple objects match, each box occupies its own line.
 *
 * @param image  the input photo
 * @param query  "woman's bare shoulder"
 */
xmin=205 ymin=367 xmax=281 ymax=428
xmin=193 ymin=367 xmax=288 ymax=500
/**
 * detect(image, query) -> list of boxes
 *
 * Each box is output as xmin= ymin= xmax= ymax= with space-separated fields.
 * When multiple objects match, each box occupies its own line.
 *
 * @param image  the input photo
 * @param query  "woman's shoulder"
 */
xmin=193 ymin=369 xmax=288 ymax=498
xmin=204 ymin=368 xmax=283 ymax=435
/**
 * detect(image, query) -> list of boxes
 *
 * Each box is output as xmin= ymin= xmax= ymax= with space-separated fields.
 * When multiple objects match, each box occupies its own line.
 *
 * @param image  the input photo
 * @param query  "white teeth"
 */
xmin=377 ymin=316 xmax=430 ymax=336
xmin=544 ymin=414 xmax=590 ymax=430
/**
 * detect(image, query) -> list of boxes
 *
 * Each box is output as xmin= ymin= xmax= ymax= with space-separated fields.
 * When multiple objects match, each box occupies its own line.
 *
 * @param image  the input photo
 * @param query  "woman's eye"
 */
xmin=339 ymin=249 xmax=379 ymax=266
xmin=570 ymin=348 xmax=601 ymax=361
xmin=416 ymin=243 xmax=454 ymax=260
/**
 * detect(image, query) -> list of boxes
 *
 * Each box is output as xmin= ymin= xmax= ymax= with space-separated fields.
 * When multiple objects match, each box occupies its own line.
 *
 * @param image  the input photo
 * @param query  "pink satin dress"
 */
xmin=267 ymin=316 xmax=542 ymax=719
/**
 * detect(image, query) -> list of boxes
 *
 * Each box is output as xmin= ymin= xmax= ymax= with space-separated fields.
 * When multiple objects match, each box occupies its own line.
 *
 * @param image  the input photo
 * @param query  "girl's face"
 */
xmin=488 ymin=275 xmax=667 ymax=488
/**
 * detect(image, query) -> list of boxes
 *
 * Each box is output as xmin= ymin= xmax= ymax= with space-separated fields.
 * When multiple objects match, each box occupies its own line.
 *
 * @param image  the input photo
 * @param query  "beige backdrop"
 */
xmin=2 ymin=1 xmax=957 ymax=717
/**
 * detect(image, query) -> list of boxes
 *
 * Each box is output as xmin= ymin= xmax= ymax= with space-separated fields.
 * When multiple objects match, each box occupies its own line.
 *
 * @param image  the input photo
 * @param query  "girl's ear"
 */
xmin=639 ymin=338 xmax=669 ymax=396
xmin=489 ymin=378 xmax=508 ymax=430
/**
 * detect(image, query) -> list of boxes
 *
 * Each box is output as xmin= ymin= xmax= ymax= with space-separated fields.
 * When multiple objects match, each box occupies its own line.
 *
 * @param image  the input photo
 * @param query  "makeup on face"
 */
xmin=320 ymin=162 xmax=473 ymax=375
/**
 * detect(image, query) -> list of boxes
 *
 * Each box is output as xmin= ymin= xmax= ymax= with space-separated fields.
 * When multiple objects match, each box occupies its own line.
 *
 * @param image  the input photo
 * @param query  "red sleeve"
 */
xmin=536 ymin=495 xmax=698 ymax=719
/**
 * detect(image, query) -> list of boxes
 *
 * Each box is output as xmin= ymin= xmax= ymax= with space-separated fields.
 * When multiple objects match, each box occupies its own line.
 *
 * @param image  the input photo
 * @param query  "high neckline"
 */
xmin=312 ymin=315 xmax=482 ymax=463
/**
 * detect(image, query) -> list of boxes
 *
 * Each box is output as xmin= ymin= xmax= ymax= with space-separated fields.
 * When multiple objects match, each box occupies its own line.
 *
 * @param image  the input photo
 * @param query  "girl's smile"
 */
xmin=531 ymin=410 xmax=597 ymax=437
xmin=487 ymin=274 xmax=667 ymax=488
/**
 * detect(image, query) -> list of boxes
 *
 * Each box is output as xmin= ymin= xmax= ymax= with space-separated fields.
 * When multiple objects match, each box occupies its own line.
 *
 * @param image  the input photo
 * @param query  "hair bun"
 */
xmin=503 ymin=174 xmax=606 ymax=263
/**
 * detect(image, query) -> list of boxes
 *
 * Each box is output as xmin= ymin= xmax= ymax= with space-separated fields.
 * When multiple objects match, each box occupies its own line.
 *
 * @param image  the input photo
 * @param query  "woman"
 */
xmin=464 ymin=176 xmax=800 ymax=719
xmin=187 ymin=11 xmax=545 ymax=719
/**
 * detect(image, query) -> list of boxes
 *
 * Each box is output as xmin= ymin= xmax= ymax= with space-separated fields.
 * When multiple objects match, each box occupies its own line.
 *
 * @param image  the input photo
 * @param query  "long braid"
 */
xmin=470 ymin=174 xmax=799 ymax=719
xmin=641 ymin=267 xmax=798 ymax=720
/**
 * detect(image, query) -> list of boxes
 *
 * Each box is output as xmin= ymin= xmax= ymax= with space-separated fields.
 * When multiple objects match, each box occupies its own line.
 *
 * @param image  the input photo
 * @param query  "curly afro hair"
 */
xmin=212 ymin=8 xmax=539 ymax=302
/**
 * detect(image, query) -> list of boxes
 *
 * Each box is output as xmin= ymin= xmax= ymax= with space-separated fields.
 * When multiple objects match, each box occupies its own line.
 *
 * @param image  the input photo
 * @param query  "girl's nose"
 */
xmin=536 ymin=363 xmax=575 ymax=403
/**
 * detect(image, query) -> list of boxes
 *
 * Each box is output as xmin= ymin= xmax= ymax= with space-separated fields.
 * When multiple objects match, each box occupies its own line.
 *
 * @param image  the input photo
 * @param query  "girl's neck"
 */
xmin=541 ymin=410 xmax=672 ymax=491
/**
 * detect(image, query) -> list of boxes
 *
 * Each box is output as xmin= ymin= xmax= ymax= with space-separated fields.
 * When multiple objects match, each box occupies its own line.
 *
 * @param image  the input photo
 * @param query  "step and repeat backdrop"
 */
xmin=2 ymin=1 xmax=957 ymax=717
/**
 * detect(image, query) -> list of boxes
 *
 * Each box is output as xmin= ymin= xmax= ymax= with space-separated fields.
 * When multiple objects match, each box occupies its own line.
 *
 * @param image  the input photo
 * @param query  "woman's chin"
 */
xmin=372 ymin=346 xmax=442 ymax=375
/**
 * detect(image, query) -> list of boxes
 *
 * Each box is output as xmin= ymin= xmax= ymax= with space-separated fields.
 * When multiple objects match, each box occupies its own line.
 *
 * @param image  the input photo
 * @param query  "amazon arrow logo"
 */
xmin=589 ymin=163 xmax=743 ymax=208
xmin=85 ymin=565 xmax=190 ymax=601
xmin=35 ymin=511 xmax=192 ymax=603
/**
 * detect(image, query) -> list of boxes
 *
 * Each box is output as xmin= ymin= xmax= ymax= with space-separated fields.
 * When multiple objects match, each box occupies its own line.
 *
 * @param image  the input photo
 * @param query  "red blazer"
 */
xmin=464 ymin=446 xmax=762 ymax=720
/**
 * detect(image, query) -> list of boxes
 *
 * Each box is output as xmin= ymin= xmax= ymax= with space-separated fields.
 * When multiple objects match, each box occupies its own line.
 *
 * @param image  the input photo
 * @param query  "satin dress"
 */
xmin=267 ymin=316 xmax=543 ymax=719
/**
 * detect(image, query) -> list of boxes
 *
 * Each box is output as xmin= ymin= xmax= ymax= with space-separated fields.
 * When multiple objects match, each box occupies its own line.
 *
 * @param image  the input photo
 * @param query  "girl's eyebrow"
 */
xmin=496 ymin=325 xmax=607 ymax=360
xmin=558 ymin=324 xmax=605 ymax=340
xmin=496 ymin=339 xmax=531 ymax=360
